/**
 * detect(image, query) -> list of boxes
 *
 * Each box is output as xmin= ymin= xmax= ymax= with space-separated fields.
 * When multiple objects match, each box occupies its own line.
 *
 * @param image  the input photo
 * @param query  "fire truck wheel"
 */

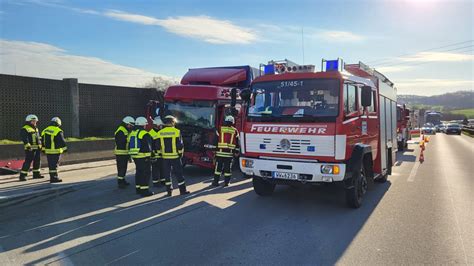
xmin=253 ymin=176 xmax=275 ymax=196
xmin=345 ymin=165 xmax=368 ymax=208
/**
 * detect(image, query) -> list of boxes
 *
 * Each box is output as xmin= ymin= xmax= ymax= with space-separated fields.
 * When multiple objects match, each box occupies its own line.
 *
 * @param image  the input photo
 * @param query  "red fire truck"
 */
xmin=147 ymin=66 xmax=259 ymax=168
xmin=239 ymin=59 xmax=397 ymax=208
xmin=396 ymin=104 xmax=411 ymax=151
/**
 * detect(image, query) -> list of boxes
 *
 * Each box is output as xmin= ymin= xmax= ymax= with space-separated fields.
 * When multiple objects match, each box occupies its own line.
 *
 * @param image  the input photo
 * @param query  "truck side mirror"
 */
xmin=240 ymin=89 xmax=251 ymax=102
xmin=361 ymin=86 xmax=372 ymax=107
xmin=231 ymin=88 xmax=237 ymax=107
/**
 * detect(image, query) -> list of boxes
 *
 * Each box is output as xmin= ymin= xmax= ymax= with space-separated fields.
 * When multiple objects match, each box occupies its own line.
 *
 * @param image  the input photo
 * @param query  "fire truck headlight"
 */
xmin=321 ymin=165 xmax=340 ymax=175
xmin=242 ymin=159 xmax=254 ymax=168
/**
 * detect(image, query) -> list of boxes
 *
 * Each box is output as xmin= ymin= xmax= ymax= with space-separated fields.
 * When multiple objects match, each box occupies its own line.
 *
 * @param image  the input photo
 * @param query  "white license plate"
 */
xmin=272 ymin=171 xmax=298 ymax=180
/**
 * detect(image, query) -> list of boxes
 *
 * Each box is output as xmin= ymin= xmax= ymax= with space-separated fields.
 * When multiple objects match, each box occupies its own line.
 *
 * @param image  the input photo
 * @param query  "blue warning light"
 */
xmin=264 ymin=64 xmax=275 ymax=75
xmin=325 ymin=60 xmax=339 ymax=71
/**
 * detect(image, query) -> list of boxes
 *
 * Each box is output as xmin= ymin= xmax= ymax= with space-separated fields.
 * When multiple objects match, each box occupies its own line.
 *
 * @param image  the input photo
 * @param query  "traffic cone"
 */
xmin=419 ymin=149 xmax=425 ymax=163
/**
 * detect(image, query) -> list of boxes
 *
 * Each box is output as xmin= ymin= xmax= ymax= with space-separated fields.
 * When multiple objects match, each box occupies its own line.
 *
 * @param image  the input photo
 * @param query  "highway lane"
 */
xmin=0 ymin=134 xmax=472 ymax=265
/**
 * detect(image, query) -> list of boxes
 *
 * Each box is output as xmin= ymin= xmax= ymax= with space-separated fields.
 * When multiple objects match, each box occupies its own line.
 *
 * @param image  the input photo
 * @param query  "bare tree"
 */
xmin=143 ymin=76 xmax=179 ymax=91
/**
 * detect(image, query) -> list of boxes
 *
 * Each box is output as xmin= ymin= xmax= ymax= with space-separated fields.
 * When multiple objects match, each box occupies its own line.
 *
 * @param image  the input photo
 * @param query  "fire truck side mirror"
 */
xmin=231 ymin=88 xmax=237 ymax=107
xmin=240 ymin=89 xmax=251 ymax=102
xmin=361 ymin=86 xmax=372 ymax=107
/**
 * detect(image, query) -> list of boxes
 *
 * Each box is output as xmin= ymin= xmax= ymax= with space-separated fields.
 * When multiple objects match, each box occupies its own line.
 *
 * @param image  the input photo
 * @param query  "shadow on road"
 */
xmin=0 ymin=165 xmax=391 ymax=265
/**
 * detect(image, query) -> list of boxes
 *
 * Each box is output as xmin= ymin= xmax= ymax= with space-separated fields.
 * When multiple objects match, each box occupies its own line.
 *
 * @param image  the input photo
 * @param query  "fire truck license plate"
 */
xmin=272 ymin=172 xmax=298 ymax=180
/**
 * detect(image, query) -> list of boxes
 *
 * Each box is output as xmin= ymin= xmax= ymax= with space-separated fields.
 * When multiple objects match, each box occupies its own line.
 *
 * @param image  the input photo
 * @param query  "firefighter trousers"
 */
xmin=162 ymin=158 xmax=187 ymax=193
xmin=20 ymin=149 xmax=41 ymax=177
xmin=152 ymin=158 xmax=165 ymax=185
xmin=214 ymin=156 xmax=233 ymax=184
xmin=46 ymin=154 xmax=60 ymax=179
xmin=116 ymin=155 xmax=129 ymax=182
xmin=133 ymin=158 xmax=151 ymax=191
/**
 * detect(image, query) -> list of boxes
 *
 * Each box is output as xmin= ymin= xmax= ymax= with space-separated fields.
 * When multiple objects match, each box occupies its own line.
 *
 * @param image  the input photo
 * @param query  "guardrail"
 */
xmin=462 ymin=125 xmax=474 ymax=135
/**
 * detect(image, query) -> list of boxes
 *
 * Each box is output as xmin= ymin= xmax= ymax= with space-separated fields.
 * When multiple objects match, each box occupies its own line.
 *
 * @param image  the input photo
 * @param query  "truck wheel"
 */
xmin=345 ymin=166 xmax=368 ymax=208
xmin=253 ymin=176 xmax=275 ymax=196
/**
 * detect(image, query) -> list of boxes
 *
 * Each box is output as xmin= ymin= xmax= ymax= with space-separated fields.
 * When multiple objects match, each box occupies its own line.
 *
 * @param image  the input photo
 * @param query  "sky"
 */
xmin=0 ymin=0 xmax=473 ymax=95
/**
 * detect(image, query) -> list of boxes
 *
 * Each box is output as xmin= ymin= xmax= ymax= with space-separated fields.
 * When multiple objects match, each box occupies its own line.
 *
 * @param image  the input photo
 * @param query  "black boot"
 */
xmin=166 ymin=186 xmax=173 ymax=197
xmin=19 ymin=173 xmax=27 ymax=182
xmin=118 ymin=179 xmax=128 ymax=189
xmin=50 ymin=176 xmax=62 ymax=183
xmin=223 ymin=177 xmax=231 ymax=187
xmin=140 ymin=189 xmax=155 ymax=197
xmin=32 ymin=172 xmax=44 ymax=179
xmin=179 ymin=184 xmax=190 ymax=195
xmin=211 ymin=175 xmax=220 ymax=187
xmin=152 ymin=180 xmax=162 ymax=187
xmin=135 ymin=186 xmax=141 ymax=194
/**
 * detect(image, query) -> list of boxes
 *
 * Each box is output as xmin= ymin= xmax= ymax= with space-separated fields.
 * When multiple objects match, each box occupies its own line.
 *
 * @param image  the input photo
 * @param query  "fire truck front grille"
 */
xmin=272 ymin=139 xmax=311 ymax=154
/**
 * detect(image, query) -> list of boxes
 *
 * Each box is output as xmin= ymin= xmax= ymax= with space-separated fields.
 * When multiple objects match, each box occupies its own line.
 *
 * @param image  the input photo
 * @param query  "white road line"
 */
xmin=407 ymin=161 xmax=420 ymax=182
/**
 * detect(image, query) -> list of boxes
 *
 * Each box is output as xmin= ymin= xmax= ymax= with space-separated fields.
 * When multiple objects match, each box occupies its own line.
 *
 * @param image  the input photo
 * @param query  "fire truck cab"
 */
xmin=396 ymin=104 xmax=411 ymax=151
xmin=239 ymin=59 xmax=397 ymax=208
xmin=154 ymin=66 xmax=259 ymax=168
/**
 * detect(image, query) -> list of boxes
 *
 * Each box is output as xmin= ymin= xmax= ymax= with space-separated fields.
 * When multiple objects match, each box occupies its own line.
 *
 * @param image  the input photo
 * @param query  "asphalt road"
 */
xmin=0 ymin=134 xmax=472 ymax=265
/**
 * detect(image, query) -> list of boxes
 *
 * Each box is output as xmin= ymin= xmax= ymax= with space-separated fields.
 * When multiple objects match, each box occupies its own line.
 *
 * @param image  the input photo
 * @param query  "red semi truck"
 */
xmin=396 ymin=104 xmax=411 ymax=151
xmin=147 ymin=66 xmax=259 ymax=168
xmin=238 ymin=59 xmax=397 ymax=208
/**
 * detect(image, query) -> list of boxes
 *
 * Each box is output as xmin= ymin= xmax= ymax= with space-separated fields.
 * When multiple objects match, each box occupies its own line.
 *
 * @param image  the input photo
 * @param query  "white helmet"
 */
xmin=164 ymin=115 xmax=177 ymax=124
xmin=122 ymin=116 xmax=135 ymax=125
xmin=225 ymin=116 xmax=235 ymax=124
xmin=153 ymin=117 xmax=163 ymax=126
xmin=135 ymin=116 xmax=148 ymax=126
xmin=25 ymin=114 xmax=38 ymax=122
xmin=51 ymin=117 xmax=62 ymax=126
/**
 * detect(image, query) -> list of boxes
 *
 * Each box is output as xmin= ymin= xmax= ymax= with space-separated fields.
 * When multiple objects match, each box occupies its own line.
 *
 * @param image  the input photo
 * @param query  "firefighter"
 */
xmin=115 ymin=116 xmax=135 ymax=188
xmin=19 ymin=114 xmax=44 ymax=181
xmin=213 ymin=116 xmax=239 ymax=187
xmin=128 ymin=116 xmax=154 ymax=197
xmin=157 ymin=115 xmax=189 ymax=196
xmin=41 ymin=117 xmax=67 ymax=183
xmin=149 ymin=117 xmax=165 ymax=187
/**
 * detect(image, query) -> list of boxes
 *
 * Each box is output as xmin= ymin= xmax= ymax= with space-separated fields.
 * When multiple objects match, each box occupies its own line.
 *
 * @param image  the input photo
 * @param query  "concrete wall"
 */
xmin=0 ymin=74 xmax=159 ymax=140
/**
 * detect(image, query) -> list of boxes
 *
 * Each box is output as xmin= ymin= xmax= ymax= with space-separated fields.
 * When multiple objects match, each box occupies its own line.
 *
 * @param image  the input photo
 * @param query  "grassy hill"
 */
xmin=398 ymin=90 xmax=474 ymax=111
xmin=450 ymin=108 xmax=474 ymax=119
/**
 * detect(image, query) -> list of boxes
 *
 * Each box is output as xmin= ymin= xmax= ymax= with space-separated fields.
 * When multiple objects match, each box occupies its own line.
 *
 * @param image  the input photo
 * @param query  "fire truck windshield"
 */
xmin=165 ymin=101 xmax=215 ymax=129
xmin=247 ymin=79 xmax=339 ymax=121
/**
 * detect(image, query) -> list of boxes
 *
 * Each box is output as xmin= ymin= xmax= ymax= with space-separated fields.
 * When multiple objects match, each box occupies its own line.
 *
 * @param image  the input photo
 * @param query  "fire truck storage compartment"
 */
xmin=378 ymin=78 xmax=397 ymax=173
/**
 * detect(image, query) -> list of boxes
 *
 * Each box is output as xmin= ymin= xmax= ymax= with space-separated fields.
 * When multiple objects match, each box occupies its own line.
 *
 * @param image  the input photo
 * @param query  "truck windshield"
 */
xmin=248 ymin=79 xmax=339 ymax=121
xmin=165 ymin=101 xmax=215 ymax=129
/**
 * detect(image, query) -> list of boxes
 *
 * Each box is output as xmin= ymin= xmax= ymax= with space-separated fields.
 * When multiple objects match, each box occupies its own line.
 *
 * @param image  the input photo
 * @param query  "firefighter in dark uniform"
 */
xmin=19 ymin=114 xmax=44 ymax=181
xmin=157 ymin=115 xmax=190 ymax=196
xmin=149 ymin=117 xmax=165 ymax=187
xmin=128 ymin=116 xmax=154 ymax=197
xmin=213 ymin=116 xmax=239 ymax=187
xmin=41 ymin=117 xmax=67 ymax=183
xmin=115 ymin=116 xmax=135 ymax=188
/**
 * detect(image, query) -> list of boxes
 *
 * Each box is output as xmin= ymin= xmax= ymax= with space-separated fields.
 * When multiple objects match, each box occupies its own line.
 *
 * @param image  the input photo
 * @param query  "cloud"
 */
xmin=401 ymin=51 xmax=474 ymax=62
xmin=396 ymin=78 xmax=474 ymax=95
xmin=376 ymin=65 xmax=414 ymax=73
xmin=104 ymin=10 xmax=257 ymax=44
xmin=314 ymin=30 xmax=365 ymax=42
xmin=0 ymin=39 xmax=175 ymax=87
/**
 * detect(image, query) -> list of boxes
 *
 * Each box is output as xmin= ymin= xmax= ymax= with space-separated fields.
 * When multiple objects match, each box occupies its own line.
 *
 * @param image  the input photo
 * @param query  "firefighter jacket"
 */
xmin=156 ymin=126 xmax=184 ymax=159
xmin=216 ymin=125 xmax=239 ymax=158
xmin=21 ymin=124 xmax=41 ymax=150
xmin=128 ymin=128 xmax=153 ymax=159
xmin=41 ymin=125 xmax=67 ymax=154
xmin=114 ymin=124 xmax=130 ymax=155
xmin=149 ymin=127 xmax=162 ymax=159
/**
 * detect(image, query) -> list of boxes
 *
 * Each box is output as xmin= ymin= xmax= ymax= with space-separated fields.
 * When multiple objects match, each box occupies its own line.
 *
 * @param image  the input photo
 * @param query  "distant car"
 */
xmin=445 ymin=123 xmax=462 ymax=135
xmin=421 ymin=123 xmax=436 ymax=135
xmin=434 ymin=124 xmax=442 ymax=132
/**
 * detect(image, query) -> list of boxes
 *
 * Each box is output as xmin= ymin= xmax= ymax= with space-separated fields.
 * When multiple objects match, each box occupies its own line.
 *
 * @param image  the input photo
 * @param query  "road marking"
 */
xmin=407 ymin=161 xmax=420 ymax=182
xmin=104 ymin=249 xmax=139 ymax=265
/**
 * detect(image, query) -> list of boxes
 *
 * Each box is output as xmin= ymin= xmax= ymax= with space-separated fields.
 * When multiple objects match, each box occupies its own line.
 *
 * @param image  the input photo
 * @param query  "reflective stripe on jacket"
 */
xmin=216 ymin=126 xmax=238 ymax=157
xmin=149 ymin=128 xmax=162 ymax=159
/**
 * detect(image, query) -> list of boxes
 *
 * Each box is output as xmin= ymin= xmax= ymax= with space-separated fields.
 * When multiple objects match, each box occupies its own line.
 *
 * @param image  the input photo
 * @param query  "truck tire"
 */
xmin=253 ymin=176 xmax=275 ymax=196
xmin=345 ymin=165 xmax=368 ymax=208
